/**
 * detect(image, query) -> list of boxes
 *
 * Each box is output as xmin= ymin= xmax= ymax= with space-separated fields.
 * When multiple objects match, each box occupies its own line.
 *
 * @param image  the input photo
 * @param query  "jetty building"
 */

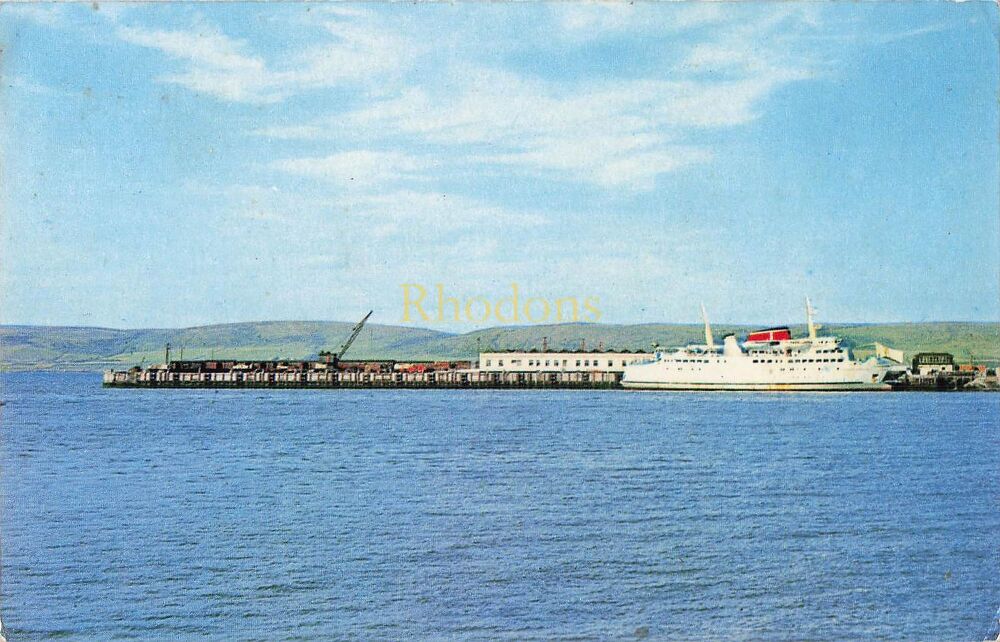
xmin=479 ymin=350 xmax=653 ymax=374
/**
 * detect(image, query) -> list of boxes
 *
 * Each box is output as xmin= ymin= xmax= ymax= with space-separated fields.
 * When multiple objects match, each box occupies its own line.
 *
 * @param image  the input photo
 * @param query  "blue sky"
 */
xmin=2 ymin=2 xmax=997 ymax=330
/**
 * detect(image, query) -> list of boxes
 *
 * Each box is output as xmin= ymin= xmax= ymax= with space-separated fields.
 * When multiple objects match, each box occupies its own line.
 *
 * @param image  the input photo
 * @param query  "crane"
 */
xmin=320 ymin=310 xmax=373 ymax=366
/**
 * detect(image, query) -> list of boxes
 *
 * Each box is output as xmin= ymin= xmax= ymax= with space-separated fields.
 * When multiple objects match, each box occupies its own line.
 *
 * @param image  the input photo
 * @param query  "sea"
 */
xmin=0 ymin=372 xmax=997 ymax=641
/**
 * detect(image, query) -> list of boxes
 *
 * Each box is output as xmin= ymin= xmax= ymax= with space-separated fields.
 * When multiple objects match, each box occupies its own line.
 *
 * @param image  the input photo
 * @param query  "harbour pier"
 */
xmin=102 ymin=361 xmax=624 ymax=389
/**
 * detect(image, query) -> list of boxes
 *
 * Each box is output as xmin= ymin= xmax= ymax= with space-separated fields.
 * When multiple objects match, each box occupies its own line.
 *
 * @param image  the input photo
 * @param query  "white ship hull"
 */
xmin=621 ymin=300 xmax=899 ymax=392
xmin=622 ymin=361 xmax=891 ymax=391
xmin=622 ymin=332 xmax=892 ymax=392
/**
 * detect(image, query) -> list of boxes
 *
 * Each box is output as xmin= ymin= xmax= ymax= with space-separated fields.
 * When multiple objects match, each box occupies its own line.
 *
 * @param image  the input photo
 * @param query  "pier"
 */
xmin=102 ymin=362 xmax=624 ymax=389
xmin=101 ymin=344 xmax=999 ymax=392
xmin=102 ymin=361 xmax=1000 ymax=391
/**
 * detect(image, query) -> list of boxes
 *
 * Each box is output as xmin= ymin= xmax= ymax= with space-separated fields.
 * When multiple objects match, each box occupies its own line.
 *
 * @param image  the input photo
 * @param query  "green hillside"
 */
xmin=0 ymin=322 xmax=451 ymax=371
xmin=1 ymin=321 xmax=997 ymax=371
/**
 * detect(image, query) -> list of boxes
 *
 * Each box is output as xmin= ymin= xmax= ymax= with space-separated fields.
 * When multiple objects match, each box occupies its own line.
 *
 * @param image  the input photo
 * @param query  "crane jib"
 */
xmin=334 ymin=310 xmax=374 ymax=362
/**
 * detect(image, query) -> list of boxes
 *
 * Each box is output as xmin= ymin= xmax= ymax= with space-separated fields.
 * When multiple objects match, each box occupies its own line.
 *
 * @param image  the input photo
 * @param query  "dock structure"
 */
xmin=102 ymin=351 xmax=998 ymax=391
xmin=102 ymin=341 xmax=653 ymax=389
xmin=102 ymin=360 xmax=625 ymax=389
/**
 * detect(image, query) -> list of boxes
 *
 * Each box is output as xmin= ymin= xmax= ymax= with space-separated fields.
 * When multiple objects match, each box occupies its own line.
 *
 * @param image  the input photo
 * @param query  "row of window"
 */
xmin=484 ymin=359 xmax=627 ymax=368
xmin=752 ymin=358 xmax=845 ymax=364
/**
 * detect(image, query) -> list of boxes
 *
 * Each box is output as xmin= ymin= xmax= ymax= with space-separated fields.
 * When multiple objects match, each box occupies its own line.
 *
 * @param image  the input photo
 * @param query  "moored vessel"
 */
xmin=622 ymin=299 xmax=897 ymax=391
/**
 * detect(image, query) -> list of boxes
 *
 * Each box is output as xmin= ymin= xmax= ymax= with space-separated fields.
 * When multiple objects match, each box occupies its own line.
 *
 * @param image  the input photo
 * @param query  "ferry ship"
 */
xmin=622 ymin=299 xmax=895 ymax=391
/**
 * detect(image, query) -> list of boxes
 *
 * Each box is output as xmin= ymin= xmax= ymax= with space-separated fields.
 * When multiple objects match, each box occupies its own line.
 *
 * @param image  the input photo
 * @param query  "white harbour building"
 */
xmin=478 ymin=350 xmax=654 ymax=374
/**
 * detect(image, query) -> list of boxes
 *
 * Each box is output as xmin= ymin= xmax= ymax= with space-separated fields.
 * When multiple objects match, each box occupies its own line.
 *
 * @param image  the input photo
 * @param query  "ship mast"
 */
xmin=805 ymin=297 xmax=819 ymax=339
xmin=701 ymin=302 xmax=715 ymax=351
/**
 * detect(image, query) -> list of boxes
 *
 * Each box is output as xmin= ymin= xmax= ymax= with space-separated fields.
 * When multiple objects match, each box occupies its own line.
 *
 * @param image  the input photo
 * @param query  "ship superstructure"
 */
xmin=622 ymin=299 xmax=894 ymax=391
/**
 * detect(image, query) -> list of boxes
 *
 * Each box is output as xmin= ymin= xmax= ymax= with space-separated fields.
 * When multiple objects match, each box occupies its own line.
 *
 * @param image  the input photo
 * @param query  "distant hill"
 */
xmin=1 ymin=321 xmax=997 ymax=371
xmin=0 ymin=321 xmax=451 ymax=371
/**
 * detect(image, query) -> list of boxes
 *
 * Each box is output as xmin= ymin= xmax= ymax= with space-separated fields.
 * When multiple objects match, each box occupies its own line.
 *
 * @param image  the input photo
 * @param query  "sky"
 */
xmin=1 ymin=2 xmax=998 ymax=330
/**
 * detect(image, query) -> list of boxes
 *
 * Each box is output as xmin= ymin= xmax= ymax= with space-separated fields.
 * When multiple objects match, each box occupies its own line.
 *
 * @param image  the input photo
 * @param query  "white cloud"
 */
xmin=351 ymin=190 xmax=546 ymax=231
xmin=270 ymin=151 xmax=432 ymax=187
xmin=116 ymin=23 xmax=276 ymax=102
xmin=5 ymin=74 xmax=62 ymax=97
xmin=286 ymin=20 xmax=412 ymax=89
xmin=198 ymin=179 xmax=545 ymax=238
xmin=114 ymin=13 xmax=415 ymax=104
xmin=324 ymin=68 xmax=805 ymax=189
xmin=875 ymin=23 xmax=953 ymax=45
xmin=554 ymin=2 xmax=637 ymax=35
xmin=3 ymin=3 xmax=67 ymax=27
xmin=262 ymin=147 xmax=547 ymax=235
xmin=594 ymin=148 xmax=714 ymax=190
xmin=551 ymin=2 xmax=727 ymax=39
xmin=254 ymin=125 xmax=328 ymax=140
xmin=676 ymin=5 xmax=821 ymax=78
xmin=106 ymin=5 xmax=827 ymax=190
xmin=478 ymin=134 xmax=714 ymax=189
xmin=253 ymin=6 xmax=822 ymax=191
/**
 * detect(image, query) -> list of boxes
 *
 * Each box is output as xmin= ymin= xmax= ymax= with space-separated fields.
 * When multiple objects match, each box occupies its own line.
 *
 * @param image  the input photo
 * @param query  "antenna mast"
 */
xmin=806 ymin=297 xmax=819 ymax=339
xmin=701 ymin=302 xmax=715 ymax=351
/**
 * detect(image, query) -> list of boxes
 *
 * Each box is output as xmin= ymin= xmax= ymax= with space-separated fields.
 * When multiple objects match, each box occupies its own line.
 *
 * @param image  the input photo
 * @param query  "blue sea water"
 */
xmin=0 ymin=372 xmax=997 ymax=641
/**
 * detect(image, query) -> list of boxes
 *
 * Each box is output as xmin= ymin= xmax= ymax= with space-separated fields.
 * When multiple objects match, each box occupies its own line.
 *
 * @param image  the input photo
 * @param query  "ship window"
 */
xmin=576 ymin=360 xmax=581 ymax=366
xmin=608 ymin=360 xmax=613 ymax=367
xmin=621 ymin=360 xmax=626 ymax=366
xmin=499 ymin=360 xmax=504 ymax=366
xmin=486 ymin=360 xmax=491 ymax=366
xmin=545 ymin=360 xmax=550 ymax=366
